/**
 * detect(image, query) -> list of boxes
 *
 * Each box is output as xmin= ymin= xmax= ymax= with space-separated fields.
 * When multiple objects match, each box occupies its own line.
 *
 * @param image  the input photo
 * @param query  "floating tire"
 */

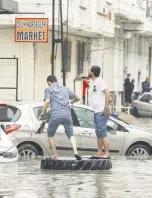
xmin=41 ymin=158 xmax=112 ymax=171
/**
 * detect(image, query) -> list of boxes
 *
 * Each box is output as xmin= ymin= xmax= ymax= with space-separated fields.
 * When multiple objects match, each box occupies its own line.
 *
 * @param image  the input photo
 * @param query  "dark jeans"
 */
xmin=82 ymin=96 xmax=86 ymax=105
xmin=125 ymin=91 xmax=132 ymax=103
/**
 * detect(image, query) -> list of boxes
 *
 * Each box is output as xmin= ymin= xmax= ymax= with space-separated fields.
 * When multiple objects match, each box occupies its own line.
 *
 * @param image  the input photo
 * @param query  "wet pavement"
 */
xmin=0 ymin=156 xmax=152 ymax=198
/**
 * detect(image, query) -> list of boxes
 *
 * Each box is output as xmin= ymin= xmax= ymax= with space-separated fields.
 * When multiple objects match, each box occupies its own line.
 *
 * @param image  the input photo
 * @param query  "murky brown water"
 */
xmin=0 ymin=156 xmax=152 ymax=198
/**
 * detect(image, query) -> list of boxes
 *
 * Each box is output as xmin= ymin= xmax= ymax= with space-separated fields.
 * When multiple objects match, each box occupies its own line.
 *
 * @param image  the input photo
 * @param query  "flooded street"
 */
xmin=0 ymin=156 xmax=152 ymax=198
xmin=0 ymin=118 xmax=152 ymax=198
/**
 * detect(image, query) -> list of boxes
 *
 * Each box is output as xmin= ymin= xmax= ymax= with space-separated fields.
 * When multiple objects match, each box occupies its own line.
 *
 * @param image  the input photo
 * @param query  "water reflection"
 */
xmin=0 ymin=156 xmax=152 ymax=198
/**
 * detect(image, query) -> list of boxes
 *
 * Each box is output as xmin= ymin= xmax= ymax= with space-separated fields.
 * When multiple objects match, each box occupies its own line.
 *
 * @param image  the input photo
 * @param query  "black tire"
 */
xmin=126 ymin=144 xmax=150 ymax=156
xmin=18 ymin=143 xmax=40 ymax=158
xmin=133 ymin=107 xmax=139 ymax=117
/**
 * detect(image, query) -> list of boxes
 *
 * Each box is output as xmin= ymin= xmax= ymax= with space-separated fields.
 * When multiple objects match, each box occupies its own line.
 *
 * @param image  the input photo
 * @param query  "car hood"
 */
xmin=128 ymin=124 xmax=152 ymax=133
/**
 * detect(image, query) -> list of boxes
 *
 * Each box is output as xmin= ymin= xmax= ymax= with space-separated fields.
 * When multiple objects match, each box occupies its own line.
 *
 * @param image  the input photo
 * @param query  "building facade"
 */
xmin=0 ymin=0 xmax=152 ymax=110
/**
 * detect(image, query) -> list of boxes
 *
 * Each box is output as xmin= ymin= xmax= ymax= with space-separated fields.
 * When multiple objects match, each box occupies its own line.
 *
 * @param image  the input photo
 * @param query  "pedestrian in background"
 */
xmin=82 ymin=77 xmax=89 ymax=105
xmin=142 ymin=77 xmax=152 ymax=94
xmin=124 ymin=73 xmax=131 ymax=106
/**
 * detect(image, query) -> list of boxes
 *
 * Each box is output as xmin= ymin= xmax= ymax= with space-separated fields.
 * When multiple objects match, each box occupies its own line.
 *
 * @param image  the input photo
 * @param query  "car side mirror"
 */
xmin=107 ymin=126 xmax=116 ymax=135
xmin=0 ymin=124 xmax=5 ymax=131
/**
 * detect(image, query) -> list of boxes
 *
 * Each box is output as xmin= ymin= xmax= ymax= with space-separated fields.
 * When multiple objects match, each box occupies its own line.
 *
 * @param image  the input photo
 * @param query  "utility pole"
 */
xmin=51 ymin=0 xmax=66 ymax=86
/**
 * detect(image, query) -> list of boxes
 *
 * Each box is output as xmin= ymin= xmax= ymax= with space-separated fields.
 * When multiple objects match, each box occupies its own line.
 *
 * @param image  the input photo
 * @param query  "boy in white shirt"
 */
xmin=88 ymin=66 xmax=110 ymax=158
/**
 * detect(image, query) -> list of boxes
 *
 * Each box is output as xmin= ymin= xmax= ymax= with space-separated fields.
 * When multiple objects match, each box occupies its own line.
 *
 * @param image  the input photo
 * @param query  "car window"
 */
xmin=33 ymin=106 xmax=51 ymax=123
xmin=107 ymin=119 xmax=119 ymax=131
xmin=0 ymin=106 xmax=21 ymax=122
xmin=73 ymin=107 xmax=95 ymax=128
xmin=140 ymin=94 xmax=152 ymax=103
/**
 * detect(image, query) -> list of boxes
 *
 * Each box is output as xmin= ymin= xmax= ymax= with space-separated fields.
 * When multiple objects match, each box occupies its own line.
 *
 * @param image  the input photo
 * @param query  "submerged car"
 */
xmin=1 ymin=103 xmax=152 ymax=158
xmin=132 ymin=92 xmax=152 ymax=117
xmin=0 ymin=125 xmax=18 ymax=162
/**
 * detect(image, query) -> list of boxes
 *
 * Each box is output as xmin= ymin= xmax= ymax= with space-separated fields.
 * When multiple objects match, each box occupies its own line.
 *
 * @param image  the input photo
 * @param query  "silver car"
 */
xmin=0 ymin=126 xmax=18 ymax=163
xmin=132 ymin=92 xmax=152 ymax=117
xmin=1 ymin=103 xmax=152 ymax=157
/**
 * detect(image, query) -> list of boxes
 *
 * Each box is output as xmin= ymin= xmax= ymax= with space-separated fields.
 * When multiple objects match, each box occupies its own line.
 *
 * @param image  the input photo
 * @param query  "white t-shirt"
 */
xmin=91 ymin=77 xmax=108 ymax=113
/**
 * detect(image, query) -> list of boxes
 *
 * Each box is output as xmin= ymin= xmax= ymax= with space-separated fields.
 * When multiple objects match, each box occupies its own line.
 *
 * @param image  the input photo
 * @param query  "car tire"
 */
xmin=126 ymin=144 xmax=150 ymax=157
xmin=133 ymin=107 xmax=139 ymax=117
xmin=18 ymin=143 xmax=40 ymax=158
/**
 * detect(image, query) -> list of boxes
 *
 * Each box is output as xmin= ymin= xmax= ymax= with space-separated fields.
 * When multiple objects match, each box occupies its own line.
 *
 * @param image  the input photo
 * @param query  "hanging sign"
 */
xmin=15 ymin=18 xmax=48 ymax=42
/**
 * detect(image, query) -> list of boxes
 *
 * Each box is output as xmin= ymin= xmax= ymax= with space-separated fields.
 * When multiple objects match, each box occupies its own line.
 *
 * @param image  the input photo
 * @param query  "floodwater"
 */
xmin=1 ymin=118 xmax=152 ymax=198
xmin=0 ymin=156 xmax=152 ymax=198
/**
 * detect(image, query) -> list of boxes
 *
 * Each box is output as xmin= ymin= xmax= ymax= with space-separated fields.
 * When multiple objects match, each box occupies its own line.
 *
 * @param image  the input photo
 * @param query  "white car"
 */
xmin=0 ymin=125 xmax=18 ymax=162
xmin=132 ymin=92 xmax=152 ymax=117
xmin=1 ymin=103 xmax=152 ymax=158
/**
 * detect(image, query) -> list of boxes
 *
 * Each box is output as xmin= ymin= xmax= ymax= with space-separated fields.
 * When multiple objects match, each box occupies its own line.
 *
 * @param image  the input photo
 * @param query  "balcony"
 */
xmin=113 ymin=0 xmax=146 ymax=22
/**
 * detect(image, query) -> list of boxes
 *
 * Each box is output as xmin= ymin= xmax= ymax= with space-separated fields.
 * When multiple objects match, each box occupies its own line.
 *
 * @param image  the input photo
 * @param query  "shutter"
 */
xmin=103 ymin=38 xmax=114 ymax=90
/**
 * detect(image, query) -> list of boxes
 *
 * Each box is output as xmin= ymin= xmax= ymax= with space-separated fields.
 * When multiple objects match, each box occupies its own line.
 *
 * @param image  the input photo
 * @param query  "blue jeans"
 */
xmin=94 ymin=113 xmax=108 ymax=138
xmin=48 ymin=117 xmax=73 ymax=138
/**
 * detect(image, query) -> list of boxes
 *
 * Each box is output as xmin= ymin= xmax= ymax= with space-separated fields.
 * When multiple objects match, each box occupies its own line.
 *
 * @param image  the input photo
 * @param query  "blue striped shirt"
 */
xmin=44 ymin=84 xmax=77 ymax=119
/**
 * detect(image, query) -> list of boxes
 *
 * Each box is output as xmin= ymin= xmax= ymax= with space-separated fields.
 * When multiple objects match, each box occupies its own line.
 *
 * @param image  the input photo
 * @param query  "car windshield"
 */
xmin=116 ymin=117 xmax=129 ymax=125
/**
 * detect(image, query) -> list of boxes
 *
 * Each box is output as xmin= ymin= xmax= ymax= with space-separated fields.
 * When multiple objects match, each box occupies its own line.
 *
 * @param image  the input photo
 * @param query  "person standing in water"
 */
xmin=88 ymin=66 xmax=110 ymax=158
xmin=40 ymin=75 xmax=82 ymax=160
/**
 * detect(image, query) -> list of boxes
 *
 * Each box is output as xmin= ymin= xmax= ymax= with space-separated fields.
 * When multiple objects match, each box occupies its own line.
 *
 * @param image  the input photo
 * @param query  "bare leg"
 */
xmin=70 ymin=136 xmax=82 ymax=160
xmin=97 ymin=138 xmax=103 ymax=156
xmin=102 ymin=137 xmax=110 ymax=158
xmin=70 ymin=136 xmax=78 ymax=155
xmin=49 ymin=137 xmax=58 ymax=159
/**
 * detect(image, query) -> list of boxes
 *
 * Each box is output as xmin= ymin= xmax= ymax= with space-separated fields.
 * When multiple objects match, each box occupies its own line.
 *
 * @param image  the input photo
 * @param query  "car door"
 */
xmin=137 ymin=94 xmax=152 ymax=117
xmin=32 ymin=106 xmax=80 ymax=157
xmin=73 ymin=106 xmax=125 ymax=156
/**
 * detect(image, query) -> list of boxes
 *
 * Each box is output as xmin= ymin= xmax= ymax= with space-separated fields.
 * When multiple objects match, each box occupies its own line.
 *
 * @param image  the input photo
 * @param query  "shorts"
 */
xmin=94 ymin=112 xmax=108 ymax=138
xmin=47 ymin=117 xmax=73 ymax=138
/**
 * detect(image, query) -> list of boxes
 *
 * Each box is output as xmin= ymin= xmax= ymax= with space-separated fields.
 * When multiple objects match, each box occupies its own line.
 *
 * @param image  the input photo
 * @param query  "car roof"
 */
xmin=142 ymin=92 xmax=152 ymax=95
xmin=0 ymin=101 xmax=93 ymax=110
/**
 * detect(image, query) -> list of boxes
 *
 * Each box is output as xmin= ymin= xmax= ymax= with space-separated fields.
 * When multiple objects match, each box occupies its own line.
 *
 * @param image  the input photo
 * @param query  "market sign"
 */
xmin=15 ymin=18 xmax=48 ymax=42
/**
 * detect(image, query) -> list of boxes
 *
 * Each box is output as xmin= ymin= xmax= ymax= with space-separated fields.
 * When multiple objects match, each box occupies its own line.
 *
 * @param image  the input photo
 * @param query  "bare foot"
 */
xmin=51 ymin=156 xmax=58 ymax=160
xmin=94 ymin=153 xmax=102 ymax=157
xmin=102 ymin=154 xmax=111 ymax=159
xmin=89 ymin=153 xmax=102 ymax=159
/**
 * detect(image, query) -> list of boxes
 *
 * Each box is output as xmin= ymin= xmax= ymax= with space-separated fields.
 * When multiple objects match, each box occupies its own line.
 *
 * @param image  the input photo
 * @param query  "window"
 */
xmin=140 ymin=94 xmax=152 ymax=103
xmin=73 ymin=107 xmax=95 ymax=128
xmin=107 ymin=120 xmax=119 ymax=131
xmin=0 ymin=106 xmax=21 ymax=122
xmin=76 ymin=41 xmax=86 ymax=75
xmin=63 ymin=39 xmax=72 ymax=72
xmin=33 ymin=106 xmax=51 ymax=123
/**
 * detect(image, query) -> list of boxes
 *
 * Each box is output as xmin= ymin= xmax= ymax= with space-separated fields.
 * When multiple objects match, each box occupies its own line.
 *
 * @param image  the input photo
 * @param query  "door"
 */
xmin=73 ymin=106 xmax=125 ymax=156
xmin=32 ymin=106 xmax=81 ymax=157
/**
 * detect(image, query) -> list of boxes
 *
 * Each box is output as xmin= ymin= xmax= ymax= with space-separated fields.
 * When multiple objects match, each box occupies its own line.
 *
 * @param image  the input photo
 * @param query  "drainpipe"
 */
xmin=74 ymin=77 xmax=82 ymax=93
xmin=33 ymin=43 xmax=37 ymax=100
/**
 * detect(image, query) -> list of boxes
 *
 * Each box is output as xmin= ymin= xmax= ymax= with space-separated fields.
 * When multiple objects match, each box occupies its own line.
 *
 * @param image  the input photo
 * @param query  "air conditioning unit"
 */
xmin=97 ymin=0 xmax=104 ymax=14
xmin=106 ymin=0 xmax=112 ymax=5
xmin=138 ymin=0 xmax=146 ymax=9
xmin=0 ymin=0 xmax=18 ymax=13
xmin=79 ymin=0 xmax=87 ymax=9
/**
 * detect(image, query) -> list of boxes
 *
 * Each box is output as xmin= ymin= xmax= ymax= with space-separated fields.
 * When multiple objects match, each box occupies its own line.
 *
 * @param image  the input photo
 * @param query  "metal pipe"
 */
xmin=52 ymin=0 xmax=55 ymax=75
xmin=60 ymin=0 xmax=66 ymax=86
xmin=16 ymin=57 xmax=19 ymax=101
